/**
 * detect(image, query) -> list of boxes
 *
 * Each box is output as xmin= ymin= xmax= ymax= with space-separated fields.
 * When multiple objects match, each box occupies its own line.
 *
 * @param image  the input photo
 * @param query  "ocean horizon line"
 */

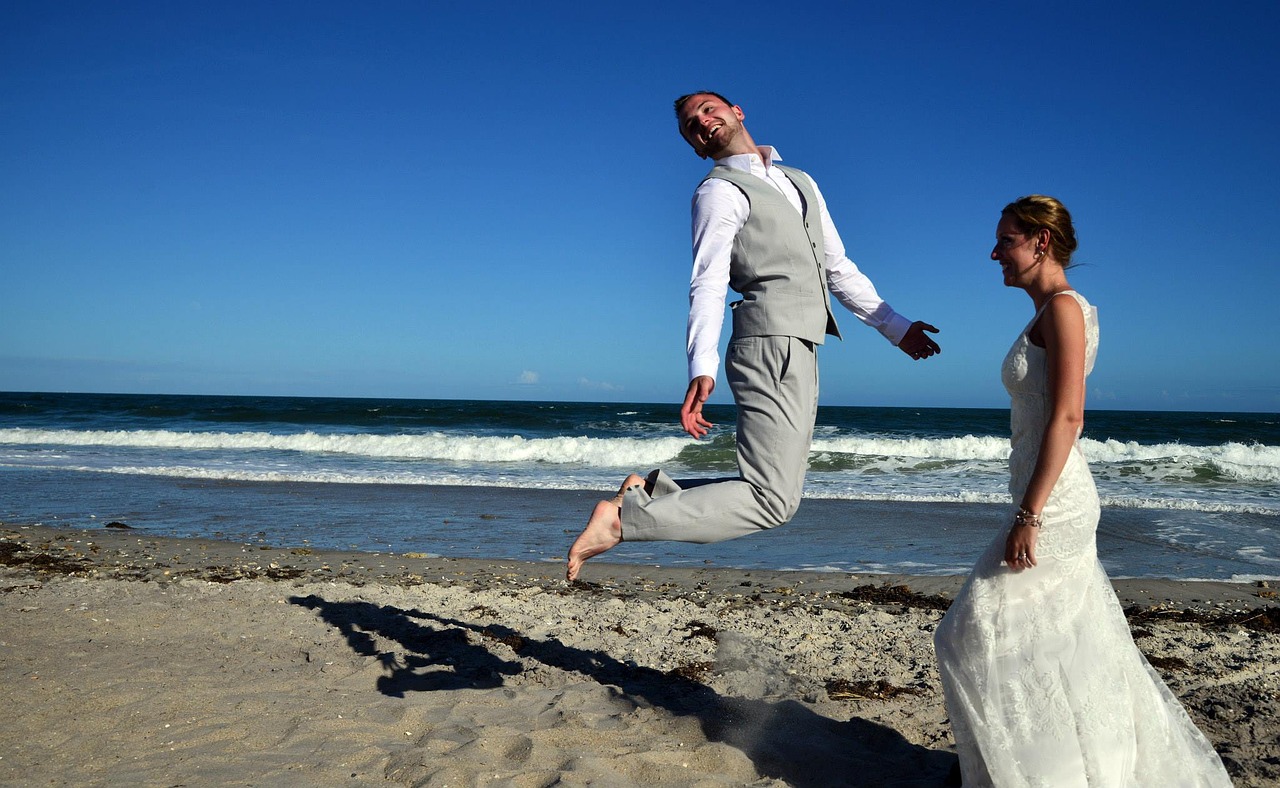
xmin=3 ymin=388 xmax=1277 ymax=417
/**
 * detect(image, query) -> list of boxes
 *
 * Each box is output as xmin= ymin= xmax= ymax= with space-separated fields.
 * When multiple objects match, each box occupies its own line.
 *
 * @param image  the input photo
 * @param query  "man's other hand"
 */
xmin=898 ymin=322 xmax=941 ymax=360
xmin=680 ymin=376 xmax=716 ymax=439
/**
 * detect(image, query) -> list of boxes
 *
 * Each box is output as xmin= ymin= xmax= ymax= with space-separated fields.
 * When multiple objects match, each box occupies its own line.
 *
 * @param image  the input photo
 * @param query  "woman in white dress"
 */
xmin=933 ymin=196 xmax=1231 ymax=787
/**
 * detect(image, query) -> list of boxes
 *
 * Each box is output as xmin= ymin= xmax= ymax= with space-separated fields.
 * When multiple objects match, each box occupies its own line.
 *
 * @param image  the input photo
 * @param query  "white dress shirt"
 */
xmin=686 ymin=146 xmax=912 ymax=381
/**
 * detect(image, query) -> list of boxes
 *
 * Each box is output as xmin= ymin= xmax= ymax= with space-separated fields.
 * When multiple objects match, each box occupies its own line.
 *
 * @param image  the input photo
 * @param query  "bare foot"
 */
xmin=566 ymin=499 xmax=622 ymax=582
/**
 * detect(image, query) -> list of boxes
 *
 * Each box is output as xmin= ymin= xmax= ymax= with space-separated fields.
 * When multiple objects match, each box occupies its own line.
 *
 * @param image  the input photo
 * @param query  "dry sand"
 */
xmin=2 ymin=523 xmax=1278 ymax=787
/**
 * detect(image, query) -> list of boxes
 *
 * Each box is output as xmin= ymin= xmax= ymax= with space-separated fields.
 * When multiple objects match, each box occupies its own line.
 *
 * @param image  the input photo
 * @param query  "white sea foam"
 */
xmin=812 ymin=434 xmax=1010 ymax=460
xmin=804 ymin=489 xmax=1010 ymax=505
xmin=0 ymin=428 xmax=690 ymax=468
xmin=0 ymin=462 xmax=625 ymax=492
xmin=3 ymin=427 xmax=1276 ymax=515
xmin=6 ymin=427 xmax=1276 ymax=472
xmin=813 ymin=434 xmax=1280 ymax=479
xmin=1098 ymin=495 xmax=1279 ymax=516
xmin=1083 ymin=438 xmax=1280 ymax=482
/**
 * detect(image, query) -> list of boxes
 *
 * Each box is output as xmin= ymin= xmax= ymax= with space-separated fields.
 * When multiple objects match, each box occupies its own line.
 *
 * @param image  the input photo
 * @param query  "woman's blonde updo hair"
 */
xmin=1002 ymin=195 xmax=1078 ymax=267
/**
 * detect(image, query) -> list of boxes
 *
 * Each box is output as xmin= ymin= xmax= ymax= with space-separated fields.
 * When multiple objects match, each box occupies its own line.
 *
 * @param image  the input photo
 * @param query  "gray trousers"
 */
xmin=621 ymin=334 xmax=819 ymax=543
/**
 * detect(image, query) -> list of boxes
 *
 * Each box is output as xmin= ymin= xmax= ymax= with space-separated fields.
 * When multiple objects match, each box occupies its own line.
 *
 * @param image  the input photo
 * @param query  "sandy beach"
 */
xmin=2 ymin=523 xmax=1277 ymax=787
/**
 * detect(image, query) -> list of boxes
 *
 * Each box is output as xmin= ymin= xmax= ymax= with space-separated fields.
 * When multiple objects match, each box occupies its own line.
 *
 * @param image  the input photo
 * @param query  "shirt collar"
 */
xmin=714 ymin=145 xmax=782 ymax=176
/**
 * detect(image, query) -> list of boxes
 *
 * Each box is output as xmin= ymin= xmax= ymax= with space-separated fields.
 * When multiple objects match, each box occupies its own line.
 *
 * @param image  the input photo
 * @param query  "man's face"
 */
xmin=677 ymin=94 xmax=745 ymax=159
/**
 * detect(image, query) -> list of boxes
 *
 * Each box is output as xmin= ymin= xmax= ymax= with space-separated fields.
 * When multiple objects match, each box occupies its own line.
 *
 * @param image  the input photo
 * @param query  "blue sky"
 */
xmin=3 ymin=1 xmax=1277 ymax=412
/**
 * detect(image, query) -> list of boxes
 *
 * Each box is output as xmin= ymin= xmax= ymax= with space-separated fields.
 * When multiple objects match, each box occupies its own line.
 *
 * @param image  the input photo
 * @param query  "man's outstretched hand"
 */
xmin=898 ymin=322 xmax=941 ymax=360
xmin=680 ymin=376 xmax=716 ymax=439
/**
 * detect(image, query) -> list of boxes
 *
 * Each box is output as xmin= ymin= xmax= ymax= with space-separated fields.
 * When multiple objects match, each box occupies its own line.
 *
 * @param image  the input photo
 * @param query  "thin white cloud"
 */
xmin=578 ymin=377 xmax=622 ymax=392
xmin=517 ymin=370 xmax=539 ymax=385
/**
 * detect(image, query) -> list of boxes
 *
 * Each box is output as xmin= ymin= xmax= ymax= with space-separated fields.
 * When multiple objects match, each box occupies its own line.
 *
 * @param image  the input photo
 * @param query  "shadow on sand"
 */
xmin=290 ymin=593 xmax=954 ymax=787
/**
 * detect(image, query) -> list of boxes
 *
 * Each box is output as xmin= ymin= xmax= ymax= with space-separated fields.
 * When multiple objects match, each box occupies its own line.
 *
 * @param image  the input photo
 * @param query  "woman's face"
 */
xmin=991 ymin=214 xmax=1040 ymax=288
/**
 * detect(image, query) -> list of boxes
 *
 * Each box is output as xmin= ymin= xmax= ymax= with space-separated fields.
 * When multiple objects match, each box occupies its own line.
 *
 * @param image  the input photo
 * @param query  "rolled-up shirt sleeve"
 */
xmin=686 ymin=179 xmax=748 ymax=381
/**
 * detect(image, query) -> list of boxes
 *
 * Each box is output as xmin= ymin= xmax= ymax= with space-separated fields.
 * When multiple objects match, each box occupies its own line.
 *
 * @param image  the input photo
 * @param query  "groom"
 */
xmin=566 ymin=91 xmax=940 ymax=581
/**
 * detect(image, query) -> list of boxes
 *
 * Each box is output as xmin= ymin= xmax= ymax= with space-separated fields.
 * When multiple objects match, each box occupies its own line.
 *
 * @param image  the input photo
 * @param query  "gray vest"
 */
xmin=704 ymin=164 xmax=842 ymax=345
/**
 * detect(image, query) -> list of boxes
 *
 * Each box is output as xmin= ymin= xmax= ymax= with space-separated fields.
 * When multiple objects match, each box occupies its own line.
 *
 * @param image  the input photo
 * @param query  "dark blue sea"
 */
xmin=1 ymin=392 xmax=1276 ymax=581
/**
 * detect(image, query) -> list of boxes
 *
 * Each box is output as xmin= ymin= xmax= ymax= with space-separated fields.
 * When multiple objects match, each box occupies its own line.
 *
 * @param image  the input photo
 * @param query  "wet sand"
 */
xmin=2 ymin=523 xmax=1277 ymax=786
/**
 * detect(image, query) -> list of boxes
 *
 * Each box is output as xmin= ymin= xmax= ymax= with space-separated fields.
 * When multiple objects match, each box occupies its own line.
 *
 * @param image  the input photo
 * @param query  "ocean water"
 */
xmin=1 ymin=392 xmax=1277 ymax=581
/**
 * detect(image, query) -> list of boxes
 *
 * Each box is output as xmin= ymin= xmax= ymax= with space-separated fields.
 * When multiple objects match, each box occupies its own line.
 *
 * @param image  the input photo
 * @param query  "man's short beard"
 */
xmin=703 ymin=126 xmax=738 ymax=158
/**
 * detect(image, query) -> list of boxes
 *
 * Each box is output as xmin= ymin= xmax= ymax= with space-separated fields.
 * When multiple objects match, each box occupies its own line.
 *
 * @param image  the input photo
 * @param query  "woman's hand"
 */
xmin=1005 ymin=519 xmax=1039 ymax=570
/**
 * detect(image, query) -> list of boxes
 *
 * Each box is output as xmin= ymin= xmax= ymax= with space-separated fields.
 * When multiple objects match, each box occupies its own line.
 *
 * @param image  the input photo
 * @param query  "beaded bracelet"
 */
xmin=1013 ymin=508 xmax=1043 ymax=528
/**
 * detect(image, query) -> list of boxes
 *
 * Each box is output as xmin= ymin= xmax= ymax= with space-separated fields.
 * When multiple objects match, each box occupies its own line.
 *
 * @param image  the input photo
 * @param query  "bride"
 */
xmin=933 ymin=196 xmax=1231 ymax=786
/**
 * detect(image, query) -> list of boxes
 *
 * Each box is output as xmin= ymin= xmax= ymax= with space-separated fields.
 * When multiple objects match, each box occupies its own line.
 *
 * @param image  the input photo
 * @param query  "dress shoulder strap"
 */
xmin=1042 ymin=290 xmax=1092 ymax=316
xmin=1046 ymin=290 xmax=1099 ymax=374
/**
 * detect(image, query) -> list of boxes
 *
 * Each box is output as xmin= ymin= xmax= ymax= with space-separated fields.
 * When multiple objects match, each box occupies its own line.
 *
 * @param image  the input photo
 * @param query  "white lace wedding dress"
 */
xmin=933 ymin=291 xmax=1231 ymax=787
